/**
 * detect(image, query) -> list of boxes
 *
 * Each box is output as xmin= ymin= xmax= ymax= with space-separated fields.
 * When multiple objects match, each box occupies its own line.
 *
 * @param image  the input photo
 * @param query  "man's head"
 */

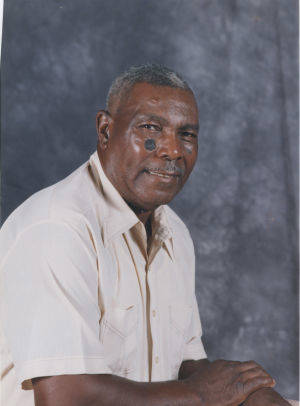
xmin=105 ymin=65 xmax=192 ymax=115
xmin=96 ymin=64 xmax=199 ymax=212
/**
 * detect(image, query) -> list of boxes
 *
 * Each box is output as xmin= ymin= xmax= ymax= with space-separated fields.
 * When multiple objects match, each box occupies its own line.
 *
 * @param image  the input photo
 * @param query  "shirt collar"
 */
xmin=150 ymin=205 xmax=174 ymax=261
xmin=89 ymin=151 xmax=174 ymax=259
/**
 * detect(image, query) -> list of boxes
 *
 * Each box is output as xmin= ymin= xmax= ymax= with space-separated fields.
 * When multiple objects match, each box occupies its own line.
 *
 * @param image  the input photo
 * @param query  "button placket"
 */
xmin=147 ymin=265 xmax=163 ymax=380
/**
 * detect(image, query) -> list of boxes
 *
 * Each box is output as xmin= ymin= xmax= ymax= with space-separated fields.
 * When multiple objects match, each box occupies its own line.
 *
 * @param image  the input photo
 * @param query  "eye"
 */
xmin=140 ymin=123 xmax=161 ymax=131
xmin=181 ymin=132 xmax=197 ymax=141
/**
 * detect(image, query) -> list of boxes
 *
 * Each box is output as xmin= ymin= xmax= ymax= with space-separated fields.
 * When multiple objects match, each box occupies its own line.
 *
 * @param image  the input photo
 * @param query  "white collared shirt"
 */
xmin=0 ymin=151 xmax=206 ymax=406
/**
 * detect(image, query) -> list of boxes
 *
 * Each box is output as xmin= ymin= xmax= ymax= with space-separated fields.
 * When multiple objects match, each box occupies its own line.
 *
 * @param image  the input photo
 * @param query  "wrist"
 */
xmin=179 ymin=378 xmax=204 ymax=406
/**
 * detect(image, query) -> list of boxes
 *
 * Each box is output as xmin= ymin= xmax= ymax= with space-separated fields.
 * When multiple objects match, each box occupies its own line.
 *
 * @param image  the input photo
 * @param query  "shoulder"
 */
xmin=164 ymin=205 xmax=192 ymax=237
xmin=164 ymin=205 xmax=194 ymax=252
xmin=0 ymin=160 xmax=97 ymax=265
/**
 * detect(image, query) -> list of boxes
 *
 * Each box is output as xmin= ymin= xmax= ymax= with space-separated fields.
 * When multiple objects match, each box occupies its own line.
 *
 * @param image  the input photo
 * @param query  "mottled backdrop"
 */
xmin=1 ymin=0 xmax=298 ymax=399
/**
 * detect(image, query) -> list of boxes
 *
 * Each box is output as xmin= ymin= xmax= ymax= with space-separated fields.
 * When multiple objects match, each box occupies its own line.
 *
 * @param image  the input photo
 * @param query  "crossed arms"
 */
xmin=32 ymin=358 xmax=290 ymax=406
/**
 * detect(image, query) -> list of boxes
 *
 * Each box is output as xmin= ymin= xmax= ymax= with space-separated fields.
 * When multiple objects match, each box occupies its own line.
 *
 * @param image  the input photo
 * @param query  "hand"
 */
xmin=242 ymin=387 xmax=291 ymax=406
xmin=181 ymin=359 xmax=275 ymax=406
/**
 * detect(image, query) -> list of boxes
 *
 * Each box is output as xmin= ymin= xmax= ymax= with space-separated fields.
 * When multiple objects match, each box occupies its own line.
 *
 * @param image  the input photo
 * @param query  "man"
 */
xmin=0 ymin=65 xmax=291 ymax=405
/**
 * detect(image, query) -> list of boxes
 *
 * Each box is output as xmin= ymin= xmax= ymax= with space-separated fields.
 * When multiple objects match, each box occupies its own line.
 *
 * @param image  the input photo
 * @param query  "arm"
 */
xmin=242 ymin=387 xmax=291 ymax=406
xmin=178 ymin=299 xmax=288 ymax=406
xmin=32 ymin=374 xmax=199 ymax=406
xmin=32 ymin=359 xmax=276 ymax=406
xmin=178 ymin=358 xmax=210 ymax=380
xmin=179 ymin=360 xmax=290 ymax=406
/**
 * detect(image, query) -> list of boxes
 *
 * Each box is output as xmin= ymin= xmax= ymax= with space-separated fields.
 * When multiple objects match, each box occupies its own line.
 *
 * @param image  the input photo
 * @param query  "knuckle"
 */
xmin=223 ymin=360 xmax=241 ymax=370
xmin=235 ymin=379 xmax=246 ymax=394
xmin=251 ymin=366 xmax=263 ymax=374
xmin=237 ymin=371 xmax=246 ymax=382
xmin=245 ymin=360 xmax=258 ymax=368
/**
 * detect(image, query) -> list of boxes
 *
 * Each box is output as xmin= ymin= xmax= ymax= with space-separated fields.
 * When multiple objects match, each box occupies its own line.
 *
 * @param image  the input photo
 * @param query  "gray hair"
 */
xmin=106 ymin=64 xmax=193 ymax=113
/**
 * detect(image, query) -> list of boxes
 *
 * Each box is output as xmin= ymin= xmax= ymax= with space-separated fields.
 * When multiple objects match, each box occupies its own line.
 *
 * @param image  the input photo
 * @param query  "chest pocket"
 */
xmin=100 ymin=303 xmax=138 ymax=375
xmin=169 ymin=301 xmax=193 ymax=378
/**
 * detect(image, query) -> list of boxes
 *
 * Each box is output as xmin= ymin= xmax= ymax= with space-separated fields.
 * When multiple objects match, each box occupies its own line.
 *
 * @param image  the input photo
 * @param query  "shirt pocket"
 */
xmin=169 ymin=301 xmax=193 ymax=377
xmin=100 ymin=304 xmax=138 ymax=375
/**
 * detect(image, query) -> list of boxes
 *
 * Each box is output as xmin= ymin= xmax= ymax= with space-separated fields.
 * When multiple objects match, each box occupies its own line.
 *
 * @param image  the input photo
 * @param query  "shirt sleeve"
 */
xmin=182 ymin=294 xmax=207 ymax=361
xmin=1 ymin=221 xmax=112 ymax=389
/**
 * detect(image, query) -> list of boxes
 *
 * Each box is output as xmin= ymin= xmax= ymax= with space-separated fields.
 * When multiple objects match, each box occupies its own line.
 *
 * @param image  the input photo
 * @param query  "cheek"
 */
xmin=122 ymin=135 xmax=148 ymax=178
xmin=184 ymin=147 xmax=198 ymax=174
xmin=129 ymin=133 xmax=144 ymax=154
xmin=183 ymin=142 xmax=196 ymax=155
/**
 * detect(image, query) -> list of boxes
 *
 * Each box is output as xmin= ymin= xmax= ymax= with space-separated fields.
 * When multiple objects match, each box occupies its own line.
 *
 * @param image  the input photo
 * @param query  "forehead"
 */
xmin=118 ymin=82 xmax=198 ymax=121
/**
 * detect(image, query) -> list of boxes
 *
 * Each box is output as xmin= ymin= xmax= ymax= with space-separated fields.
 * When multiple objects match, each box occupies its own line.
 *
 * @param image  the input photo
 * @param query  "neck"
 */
xmin=127 ymin=202 xmax=153 ymax=243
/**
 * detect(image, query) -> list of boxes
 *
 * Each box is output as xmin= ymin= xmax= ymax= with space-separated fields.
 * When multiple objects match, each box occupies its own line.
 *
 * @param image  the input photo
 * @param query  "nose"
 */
xmin=156 ymin=131 xmax=182 ymax=161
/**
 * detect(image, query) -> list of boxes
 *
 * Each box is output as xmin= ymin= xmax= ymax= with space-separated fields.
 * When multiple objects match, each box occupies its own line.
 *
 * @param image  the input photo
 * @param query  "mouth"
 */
xmin=144 ymin=168 xmax=182 ymax=179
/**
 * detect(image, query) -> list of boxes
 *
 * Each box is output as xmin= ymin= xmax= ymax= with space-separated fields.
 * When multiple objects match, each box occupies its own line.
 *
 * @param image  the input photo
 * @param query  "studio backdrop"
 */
xmin=1 ymin=0 xmax=298 ymax=399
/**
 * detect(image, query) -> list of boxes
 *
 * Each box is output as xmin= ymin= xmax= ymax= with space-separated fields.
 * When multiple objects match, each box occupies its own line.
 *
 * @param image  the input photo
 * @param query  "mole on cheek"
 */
xmin=144 ymin=138 xmax=156 ymax=151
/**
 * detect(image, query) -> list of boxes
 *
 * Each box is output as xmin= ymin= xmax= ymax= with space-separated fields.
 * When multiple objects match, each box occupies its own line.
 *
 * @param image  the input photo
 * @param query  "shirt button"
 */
xmin=155 ymin=356 xmax=159 ymax=364
xmin=152 ymin=310 xmax=156 ymax=317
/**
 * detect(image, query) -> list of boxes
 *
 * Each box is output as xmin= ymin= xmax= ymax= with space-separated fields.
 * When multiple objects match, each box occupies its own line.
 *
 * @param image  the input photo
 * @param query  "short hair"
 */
xmin=106 ymin=64 xmax=193 ymax=113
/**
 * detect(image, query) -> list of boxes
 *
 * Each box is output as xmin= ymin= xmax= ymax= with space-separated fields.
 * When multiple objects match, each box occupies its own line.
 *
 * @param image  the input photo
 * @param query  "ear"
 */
xmin=96 ymin=110 xmax=112 ymax=151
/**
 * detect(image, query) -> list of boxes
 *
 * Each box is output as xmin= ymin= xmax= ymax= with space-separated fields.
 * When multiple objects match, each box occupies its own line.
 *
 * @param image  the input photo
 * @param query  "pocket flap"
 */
xmin=106 ymin=304 xmax=138 ymax=338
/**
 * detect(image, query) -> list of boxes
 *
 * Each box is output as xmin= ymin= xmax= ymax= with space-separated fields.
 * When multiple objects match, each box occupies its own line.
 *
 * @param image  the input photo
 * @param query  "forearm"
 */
xmin=33 ymin=373 xmax=201 ymax=406
xmin=94 ymin=374 xmax=201 ymax=406
xmin=34 ymin=359 xmax=276 ymax=406
xmin=240 ymin=387 xmax=291 ymax=406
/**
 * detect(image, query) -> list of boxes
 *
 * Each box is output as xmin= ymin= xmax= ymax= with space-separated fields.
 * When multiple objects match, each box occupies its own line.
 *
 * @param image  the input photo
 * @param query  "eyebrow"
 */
xmin=179 ymin=123 xmax=199 ymax=132
xmin=137 ymin=114 xmax=169 ymax=125
xmin=136 ymin=114 xmax=199 ymax=132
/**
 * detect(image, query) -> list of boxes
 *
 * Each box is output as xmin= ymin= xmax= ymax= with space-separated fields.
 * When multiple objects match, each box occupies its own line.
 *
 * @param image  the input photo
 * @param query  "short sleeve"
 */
xmin=182 ymin=295 xmax=207 ymax=361
xmin=1 ymin=221 xmax=112 ymax=389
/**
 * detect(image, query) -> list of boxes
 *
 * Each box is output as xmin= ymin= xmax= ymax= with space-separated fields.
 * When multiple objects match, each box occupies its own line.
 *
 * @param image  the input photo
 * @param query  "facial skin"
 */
xmin=96 ymin=82 xmax=199 ymax=223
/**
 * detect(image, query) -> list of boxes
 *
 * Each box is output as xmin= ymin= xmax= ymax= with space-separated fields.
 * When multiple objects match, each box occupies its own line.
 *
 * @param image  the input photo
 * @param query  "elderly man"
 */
xmin=0 ymin=65 xmax=290 ymax=405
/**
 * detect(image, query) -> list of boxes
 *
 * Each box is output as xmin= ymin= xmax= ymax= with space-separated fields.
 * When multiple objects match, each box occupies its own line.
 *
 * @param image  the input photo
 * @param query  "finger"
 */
xmin=243 ymin=374 xmax=276 ymax=396
xmin=236 ymin=360 xmax=261 ymax=372
xmin=240 ymin=367 xmax=274 ymax=384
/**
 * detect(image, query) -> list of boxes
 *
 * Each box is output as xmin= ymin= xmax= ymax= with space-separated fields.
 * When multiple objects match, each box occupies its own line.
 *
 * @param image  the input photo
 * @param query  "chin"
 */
xmin=138 ymin=193 xmax=177 ymax=211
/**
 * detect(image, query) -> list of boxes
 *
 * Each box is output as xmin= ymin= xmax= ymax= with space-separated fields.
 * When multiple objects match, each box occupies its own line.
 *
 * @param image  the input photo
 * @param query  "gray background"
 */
xmin=1 ymin=0 xmax=298 ymax=399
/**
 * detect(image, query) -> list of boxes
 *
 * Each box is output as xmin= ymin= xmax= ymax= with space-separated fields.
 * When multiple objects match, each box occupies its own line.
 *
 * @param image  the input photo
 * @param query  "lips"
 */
xmin=144 ymin=167 xmax=182 ymax=179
